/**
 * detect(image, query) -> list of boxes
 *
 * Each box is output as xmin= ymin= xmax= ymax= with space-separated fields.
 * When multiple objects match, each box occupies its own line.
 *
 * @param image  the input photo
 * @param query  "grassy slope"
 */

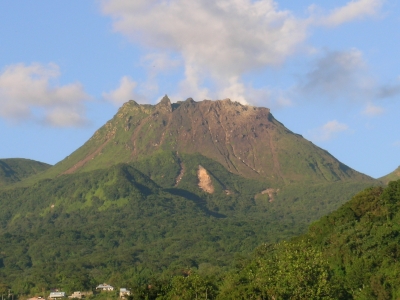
xmin=24 ymin=99 xmax=375 ymax=187
xmin=379 ymin=166 xmax=400 ymax=184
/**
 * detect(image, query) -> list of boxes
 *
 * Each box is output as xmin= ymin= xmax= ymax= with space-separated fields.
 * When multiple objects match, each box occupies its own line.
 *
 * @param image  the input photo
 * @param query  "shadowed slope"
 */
xmin=0 ymin=158 xmax=51 ymax=186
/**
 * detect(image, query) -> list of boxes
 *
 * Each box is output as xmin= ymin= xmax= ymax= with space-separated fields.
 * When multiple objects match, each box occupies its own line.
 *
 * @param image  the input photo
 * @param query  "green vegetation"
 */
xmin=0 ymin=158 xmax=50 ymax=187
xmin=215 ymin=180 xmax=400 ymax=299
xmin=0 ymin=99 xmax=389 ymax=299
xmin=0 ymin=152 xmax=376 ymax=297
xmin=379 ymin=165 xmax=400 ymax=184
xmin=22 ymin=98 xmax=376 ymax=188
xmin=0 ymin=179 xmax=391 ymax=299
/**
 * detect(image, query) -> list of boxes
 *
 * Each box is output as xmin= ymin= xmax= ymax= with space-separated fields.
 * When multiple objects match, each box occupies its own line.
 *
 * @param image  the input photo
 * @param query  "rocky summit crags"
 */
xmin=43 ymin=96 xmax=373 ymax=185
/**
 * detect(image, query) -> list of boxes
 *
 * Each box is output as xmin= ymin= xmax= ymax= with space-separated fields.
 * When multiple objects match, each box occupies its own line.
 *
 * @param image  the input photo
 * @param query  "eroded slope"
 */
xmin=38 ymin=97 xmax=374 ymax=185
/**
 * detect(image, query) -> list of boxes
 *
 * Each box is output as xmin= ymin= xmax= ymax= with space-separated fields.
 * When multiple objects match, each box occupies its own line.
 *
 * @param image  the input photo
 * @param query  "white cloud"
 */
xmin=102 ymin=0 xmax=308 ymax=74
xmin=103 ymin=76 xmax=149 ymax=105
xmin=138 ymin=53 xmax=182 ymax=99
xmin=100 ymin=0 xmax=385 ymax=105
xmin=0 ymin=63 xmax=90 ymax=127
xmin=376 ymin=77 xmax=400 ymax=99
xmin=299 ymin=49 xmax=370 ymax=100
xmin=310 ymin=120 xmax=349 ymax=141
xmin=216 ymin=78 xmax=292 ymax=109
xmin=142 ymin=53 xmax=181 ymax=77
xmin=174 ymin=64 xmax=210 ymax=102
xmin=44 ymin=107 xmax=88 ymax=127
xmin=320 ymin=0 xmax=383 ymax=27
xmin=362 ymin=102 xmax=385 ymax=116
xmin=275 ymin=95 xmax=293 ymax=108
xmin=101 ymin=0 xmax=309 ymax=103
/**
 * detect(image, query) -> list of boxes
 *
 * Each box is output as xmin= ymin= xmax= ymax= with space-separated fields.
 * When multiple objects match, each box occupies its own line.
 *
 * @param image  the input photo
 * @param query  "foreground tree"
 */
xmin=218 ymin=239 xmax=347 ymax=299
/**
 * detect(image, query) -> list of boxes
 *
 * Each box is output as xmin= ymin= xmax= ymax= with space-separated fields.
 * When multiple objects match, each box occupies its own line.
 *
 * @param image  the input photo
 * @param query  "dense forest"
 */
xmin=0 ymin=98 xmax=389 ymax=299
xmin=122 ymin=180 xmax=400 ymax=299
xmin=0 ymin=152 xmax=378 ymax=299
xmin=1 ymin=179 xmax=398 ymax=299
xmin=0 ymin=159 xmax=51 ymax=187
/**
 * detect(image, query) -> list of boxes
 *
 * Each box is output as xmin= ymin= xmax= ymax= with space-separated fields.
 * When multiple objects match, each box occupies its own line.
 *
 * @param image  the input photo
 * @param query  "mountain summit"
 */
xmin=0 ymin=97 xmax=379 ymax=293
xmin=45 ymin=96 xmax=371 ymax=184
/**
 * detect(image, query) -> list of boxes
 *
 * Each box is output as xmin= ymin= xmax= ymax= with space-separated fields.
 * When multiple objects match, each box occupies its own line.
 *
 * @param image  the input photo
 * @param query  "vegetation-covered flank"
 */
xmin=213 ymin=180 xmax=400 ymax=299
xmin=1 ymin=179 xmax=397 ymax=299
xmin=379 ymin=166 xmax=400 ymax=184
xmin=0 ymin=99 xmax=388 ymax=299
xmin=0 ymin=152 xmax=375 ymax=297
xmin=0 ymin=158 xmax=50 ymax=187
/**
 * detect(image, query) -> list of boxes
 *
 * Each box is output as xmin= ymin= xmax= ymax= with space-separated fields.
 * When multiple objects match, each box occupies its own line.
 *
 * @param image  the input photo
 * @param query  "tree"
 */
xmin=160 ymin=273 xmax=217 ymax=300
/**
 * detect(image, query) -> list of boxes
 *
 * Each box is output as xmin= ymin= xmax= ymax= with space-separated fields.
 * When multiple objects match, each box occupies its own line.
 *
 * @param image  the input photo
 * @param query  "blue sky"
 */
xmin=0 ymin=0 xmax=399 ymax=179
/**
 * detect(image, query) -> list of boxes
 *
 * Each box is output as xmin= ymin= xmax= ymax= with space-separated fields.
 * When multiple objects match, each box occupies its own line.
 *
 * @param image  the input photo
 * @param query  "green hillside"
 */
xmin=0 ymin=99 xmax=382 ymax=298
xmin=0 ymin=158 xmax=51 ymax=187
xmin=0 ymin=152 xmax=374 ymax=296
xmin=379 ymin=166 xmax=400 ymax=184
xmin=217 ymin=180 xmax=400 ymax=299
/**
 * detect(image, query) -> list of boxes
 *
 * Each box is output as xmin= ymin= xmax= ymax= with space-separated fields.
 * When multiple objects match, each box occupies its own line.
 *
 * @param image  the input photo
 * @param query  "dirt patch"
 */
xmin=225 ymin=190 xmax=233 ymax=195
xmin=62 ymin=139 xmax=111 ymax=175
xmin=197 ymin=165 xmax=215 ymax=194
xmin=261 ymin=188 xmax=280 ymax=202
xmin=175 ymin=161 xmax=185 ymax=186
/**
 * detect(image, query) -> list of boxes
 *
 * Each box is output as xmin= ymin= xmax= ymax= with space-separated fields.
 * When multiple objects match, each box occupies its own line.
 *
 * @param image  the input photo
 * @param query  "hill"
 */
xmin=218 ymin=180 xmax=400 ymax=299
xmin=0 ymin=158 xmax=51 ymax=187
xmin=37 ymin=97 xmax=373 ymax=185
xmin=0 ymin=154 xmax=374 ymax=295
xmin=379 ymin=166 xmax=400 ymax=184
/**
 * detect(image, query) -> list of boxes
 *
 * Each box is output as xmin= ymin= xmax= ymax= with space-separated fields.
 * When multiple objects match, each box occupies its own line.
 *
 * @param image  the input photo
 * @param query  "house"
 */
xmin=96 ymin=283 xmax=114 ymax=291
xmin=119 ymin=288 xmax=131 ymax=299
xmin=49 ymin=292 xmax=66 ymax=299
xmin=68 ymin=291 xmax=92 ymax=299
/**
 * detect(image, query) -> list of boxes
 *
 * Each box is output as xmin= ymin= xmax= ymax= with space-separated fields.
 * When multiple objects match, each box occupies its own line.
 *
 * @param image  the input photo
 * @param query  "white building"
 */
xmin=96 ymin=283 xmax=114 ymax=291
xmin=49 ymin=292 xmax=66 ymax=299
xmin=119 ymin=288 xmax=131 ymax=298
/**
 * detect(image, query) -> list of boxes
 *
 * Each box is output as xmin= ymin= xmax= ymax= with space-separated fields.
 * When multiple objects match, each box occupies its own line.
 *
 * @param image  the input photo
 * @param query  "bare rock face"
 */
xmin=261 ymin=188 xmax=280 ymax=202
xmin=197 ymin=165 xmax=214 ymax=194
xmin=46 ymin=96 xmax=374 ymax=185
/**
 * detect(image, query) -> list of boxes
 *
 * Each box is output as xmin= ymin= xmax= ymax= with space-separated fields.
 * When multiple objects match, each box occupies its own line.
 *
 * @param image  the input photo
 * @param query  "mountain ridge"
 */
xmin=35 ymin=96 xmax=374 ymax=186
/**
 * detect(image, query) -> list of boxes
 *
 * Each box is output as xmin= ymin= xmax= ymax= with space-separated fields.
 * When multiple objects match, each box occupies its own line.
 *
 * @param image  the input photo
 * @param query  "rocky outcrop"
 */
xmin=43 ymin=96 xmax=375 ymax=185
xmin=197 ymin=165 xmax=214 ymax=194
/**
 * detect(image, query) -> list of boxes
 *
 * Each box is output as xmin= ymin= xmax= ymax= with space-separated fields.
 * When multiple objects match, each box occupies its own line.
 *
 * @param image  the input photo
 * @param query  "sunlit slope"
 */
xmin=218 ymin=180 xmax=400 ymax=299
xmin=40 ymin=97 xmax=374 ymax=185
xmin=379 ymin=166 xmax=400 ymax=184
